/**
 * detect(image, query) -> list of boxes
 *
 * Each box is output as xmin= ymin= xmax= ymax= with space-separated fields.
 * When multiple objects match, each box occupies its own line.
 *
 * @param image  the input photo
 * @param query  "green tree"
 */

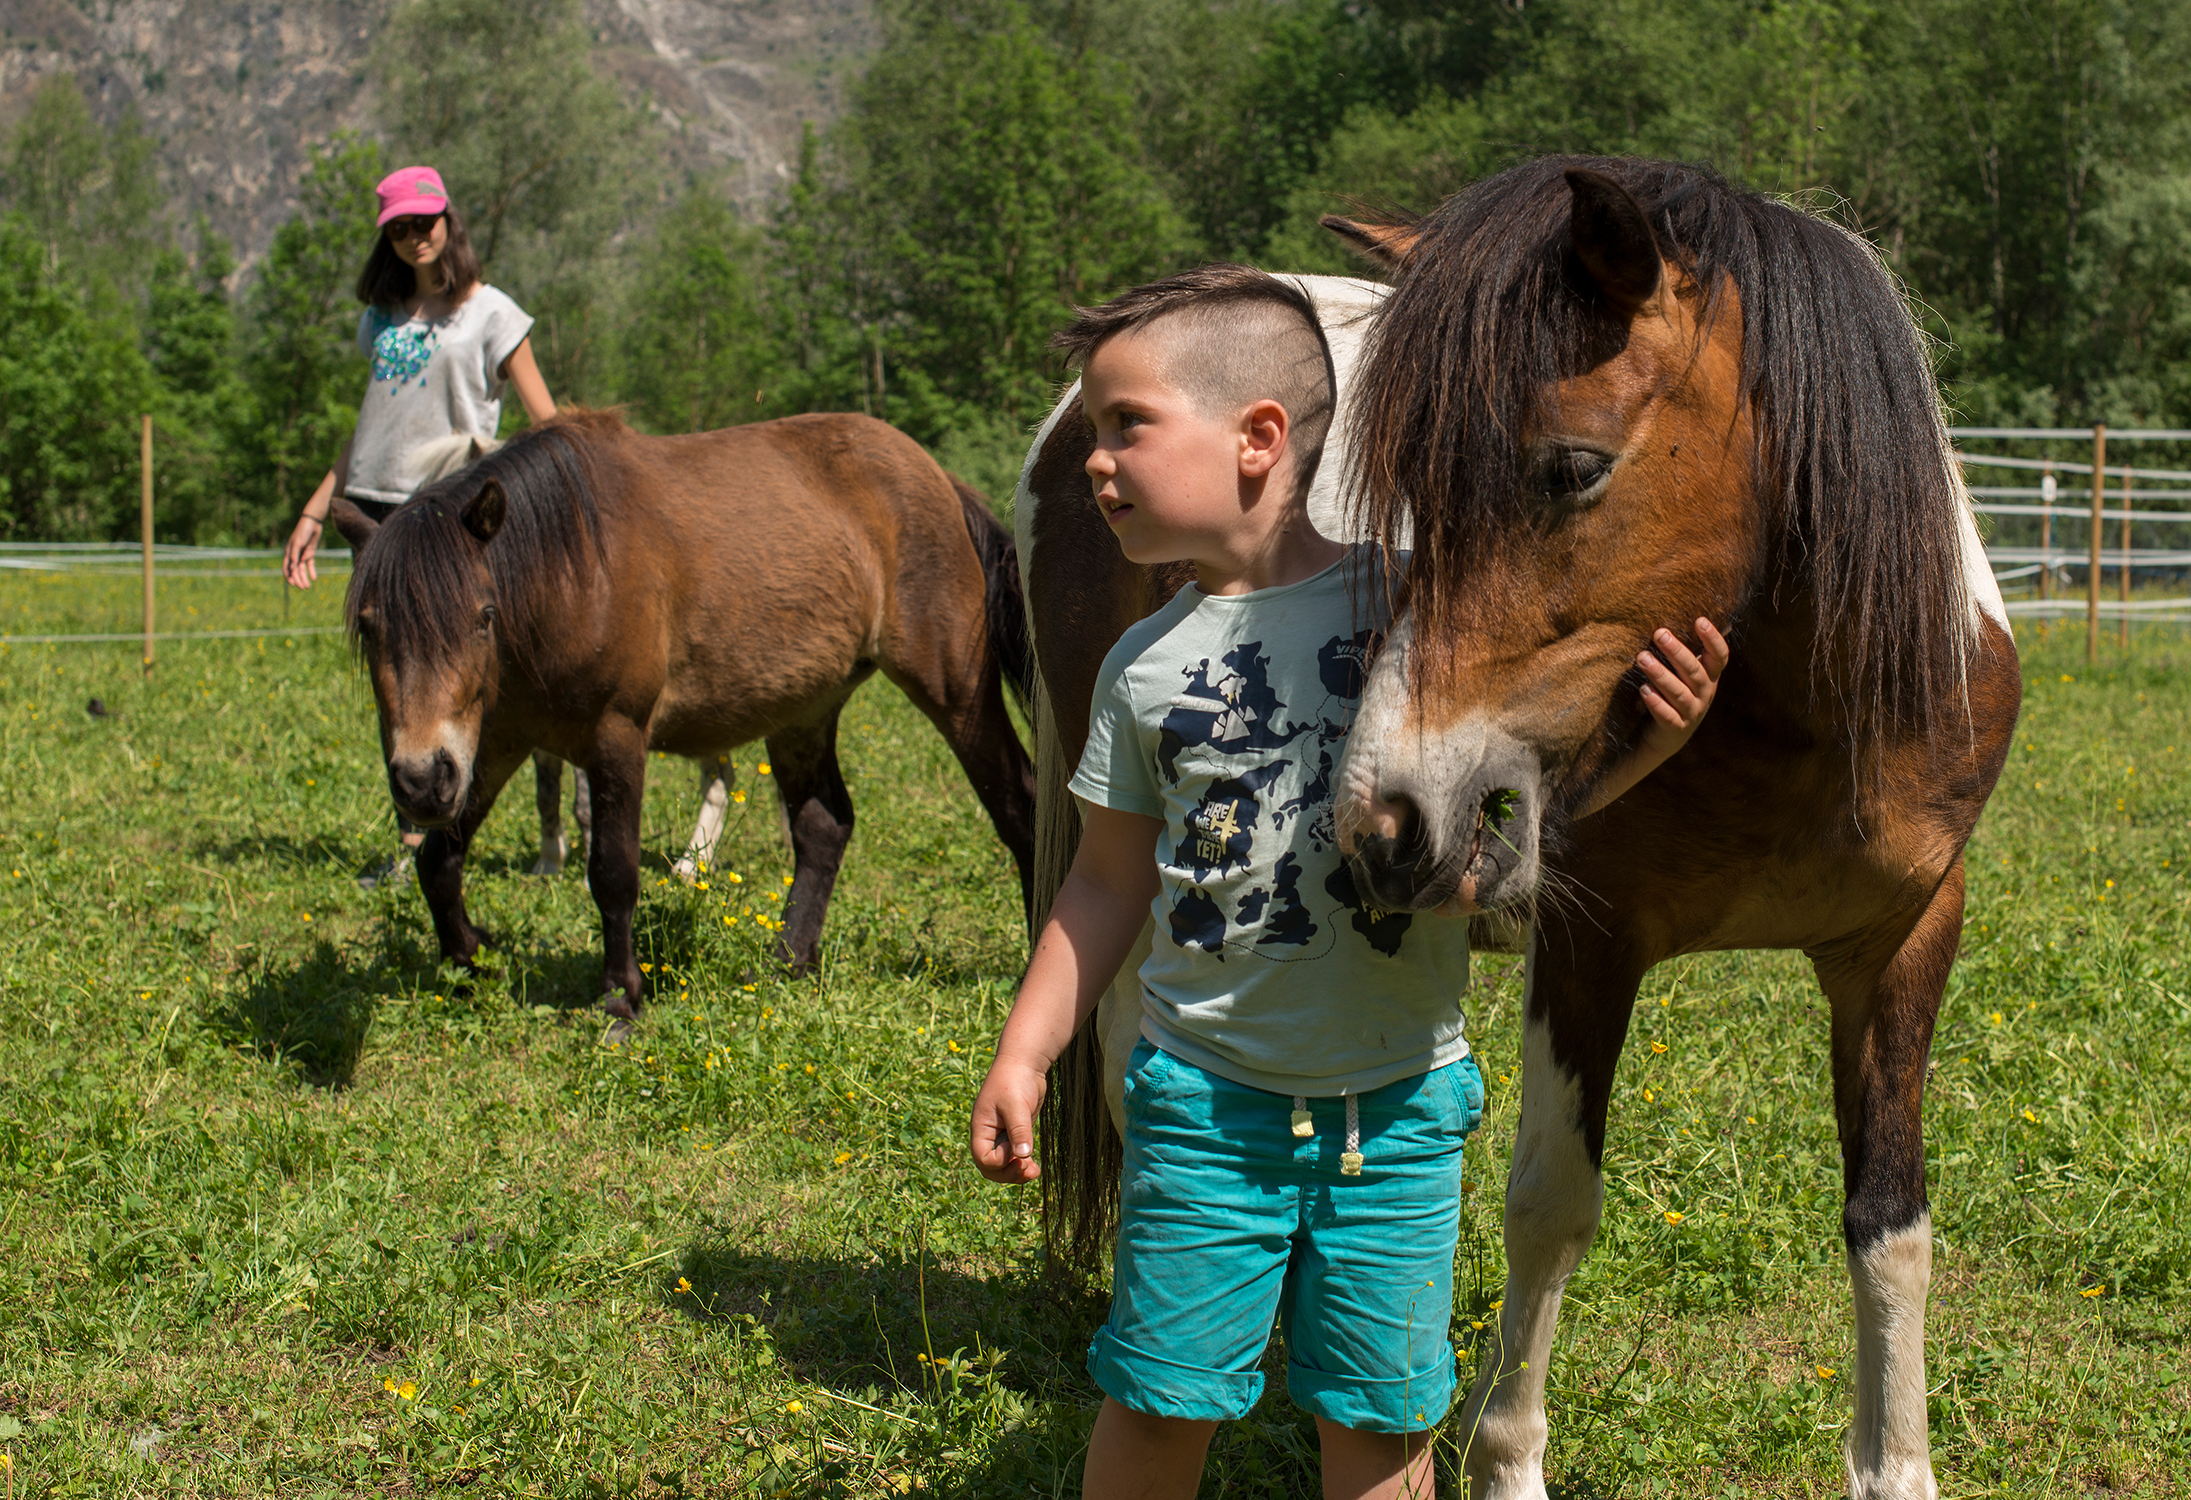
xmin=0 ymin=74 xmax=163 ymax=306
xmin=145 ymin=227 xmax=253 ymax=541
xmin=790 ymin=0 xmax=1191 ymax=493
xmin=0 ymin=216 xmax=158 ymax=539
xmin=618 ymin=181 xmax=778 ymax=435
xmin=235 ymin=135 xmax=385 ymax=534
xmin=374 ymin=0 xmax=662 ymax=403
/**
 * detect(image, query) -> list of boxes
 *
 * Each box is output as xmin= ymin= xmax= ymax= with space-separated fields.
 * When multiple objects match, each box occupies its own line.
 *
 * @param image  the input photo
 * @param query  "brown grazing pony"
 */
xmin=1021 ymin=165 xmax=2017 ymax=1498
xmin=333 ymin=409 xmax=1035 ymax=1016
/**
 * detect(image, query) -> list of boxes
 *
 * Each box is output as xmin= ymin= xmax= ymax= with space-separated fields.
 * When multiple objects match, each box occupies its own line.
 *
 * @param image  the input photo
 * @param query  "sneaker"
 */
xmin=357 ymin=850 xmax=415 ymax=891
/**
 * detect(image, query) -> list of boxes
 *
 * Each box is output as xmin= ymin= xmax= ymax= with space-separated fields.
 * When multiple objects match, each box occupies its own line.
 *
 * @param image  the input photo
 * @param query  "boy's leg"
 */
xmin=1316 ymin=1419 xmax=1435 ymax=1500
xmin=1084 ymin=1398 xmax=1217 ymax=1500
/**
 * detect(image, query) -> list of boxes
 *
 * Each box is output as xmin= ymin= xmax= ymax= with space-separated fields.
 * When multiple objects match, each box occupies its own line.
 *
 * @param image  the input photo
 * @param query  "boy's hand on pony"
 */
xmin=1635 ymin=617 xmax=1730 ymax=759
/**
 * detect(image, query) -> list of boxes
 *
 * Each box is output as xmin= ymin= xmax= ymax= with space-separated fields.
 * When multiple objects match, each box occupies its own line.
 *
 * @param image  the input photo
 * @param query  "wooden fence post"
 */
xmin=140 ymin=415 xmax=154 ymax=678
xmin=2088 ymin=424 xmax=2105 ymax=666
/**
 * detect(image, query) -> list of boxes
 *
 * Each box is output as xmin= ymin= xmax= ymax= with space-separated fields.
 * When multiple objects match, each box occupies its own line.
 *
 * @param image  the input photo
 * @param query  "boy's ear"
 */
xmin=1321 ymin=215 xmax=1424 ymax=271
xmin=1238 ymin=398 xmax=1290 ymax=481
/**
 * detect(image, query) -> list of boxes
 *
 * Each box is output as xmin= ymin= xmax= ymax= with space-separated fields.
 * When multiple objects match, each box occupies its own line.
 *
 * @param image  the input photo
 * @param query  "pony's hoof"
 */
xmin=601 ymin=992 xmax=639 ymax=1021
xmin=531 ymin=833 xmax=569 ymax=876
xmin=602 ymin=1015 xmax=636 ymax=1046
xmin=671 ymin=857 xmax=699 ymax=885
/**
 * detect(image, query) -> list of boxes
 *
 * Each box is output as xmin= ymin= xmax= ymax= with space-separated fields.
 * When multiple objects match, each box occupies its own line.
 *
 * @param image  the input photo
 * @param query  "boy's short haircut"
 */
xmin=1052 ymin=265 xmax=1336 ymax=505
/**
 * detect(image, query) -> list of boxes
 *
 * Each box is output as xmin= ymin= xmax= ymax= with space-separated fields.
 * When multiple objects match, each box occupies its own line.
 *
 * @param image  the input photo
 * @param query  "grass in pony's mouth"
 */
xmin=0 ymin=573 xmax=2185 ymax=1495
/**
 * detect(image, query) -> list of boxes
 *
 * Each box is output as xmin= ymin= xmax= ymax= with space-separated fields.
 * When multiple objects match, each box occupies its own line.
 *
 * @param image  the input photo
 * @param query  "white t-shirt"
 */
xmin=1069 ymin=549 xmax=1473 ymax=1097
xmin=345 ymin=284 xmax=534 ymax=502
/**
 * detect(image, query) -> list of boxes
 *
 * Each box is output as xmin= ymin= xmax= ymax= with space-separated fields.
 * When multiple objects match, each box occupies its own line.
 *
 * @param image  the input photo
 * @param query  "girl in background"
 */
xmin=282 ymin=165 xmax=557 ymax=889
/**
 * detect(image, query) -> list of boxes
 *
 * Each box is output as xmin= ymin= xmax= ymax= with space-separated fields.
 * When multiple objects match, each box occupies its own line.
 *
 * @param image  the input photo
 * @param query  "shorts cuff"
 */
xmin=1287 ymin=1355 xmax=1456 ymax=1434
xmin=1087 ymin=1325 xmax=1264 ymax=1423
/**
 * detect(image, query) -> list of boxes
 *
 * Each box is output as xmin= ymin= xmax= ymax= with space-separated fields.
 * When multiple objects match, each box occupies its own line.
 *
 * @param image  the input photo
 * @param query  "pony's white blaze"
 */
xmin=1846 ymin=1215 xmax=1938 ymax=1500
xmin=1335 ymin=613 xmax=1546 ymax=909
xmin=1458 ymin=940 xmax=1604 ymax=1500
xmin=389 ymin=716 xmax=477 ymax=800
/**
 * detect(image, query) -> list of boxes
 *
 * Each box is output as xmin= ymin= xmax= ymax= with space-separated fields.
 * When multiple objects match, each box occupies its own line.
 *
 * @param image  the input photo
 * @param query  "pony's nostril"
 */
xmin=1366 ymin=790 xmax=1421 ymax=844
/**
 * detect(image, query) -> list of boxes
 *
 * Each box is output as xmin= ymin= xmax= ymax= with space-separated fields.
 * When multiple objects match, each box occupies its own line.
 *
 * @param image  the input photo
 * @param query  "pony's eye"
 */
xmin=479 ymin=604 xmax=498 ymax=629
xmin=1539 ymin=448 xmax=1613 ymax=505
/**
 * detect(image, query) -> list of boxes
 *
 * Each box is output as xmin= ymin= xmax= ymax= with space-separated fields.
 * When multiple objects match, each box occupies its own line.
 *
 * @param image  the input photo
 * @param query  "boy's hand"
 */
xmin=1634 ymin=618 xmax=1729 ymax=757
xmin=970 ymin=1055 xmax=1047 ymax=1184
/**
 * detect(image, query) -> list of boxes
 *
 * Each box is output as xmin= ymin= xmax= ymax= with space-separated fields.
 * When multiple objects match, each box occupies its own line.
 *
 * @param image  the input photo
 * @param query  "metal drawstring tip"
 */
xmin=1291 ymin=1109 xmax=1315 ymax=1138
xmin=1340 ymin=1151 xmax=1364 ymax=1177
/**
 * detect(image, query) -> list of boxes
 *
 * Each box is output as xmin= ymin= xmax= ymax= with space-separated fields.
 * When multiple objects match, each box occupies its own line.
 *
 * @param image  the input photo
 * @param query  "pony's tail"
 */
xmin=1027 ymin=665 xmax=1122 ymax=1272
xmin=950 ymin=477 xmax=1034 ymax=712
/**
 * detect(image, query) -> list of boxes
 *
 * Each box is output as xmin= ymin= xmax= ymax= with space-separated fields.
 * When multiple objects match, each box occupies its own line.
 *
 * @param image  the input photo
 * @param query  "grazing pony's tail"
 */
xmin=951 ymin=477 xmax=1033 ymax=712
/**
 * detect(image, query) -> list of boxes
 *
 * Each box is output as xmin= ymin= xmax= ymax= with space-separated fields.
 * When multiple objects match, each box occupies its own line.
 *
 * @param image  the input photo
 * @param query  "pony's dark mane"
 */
xmin=345 ymin=412 xmax=620 ymax=667
xmin=1351 ymin=156 xmax=1971 ymax=751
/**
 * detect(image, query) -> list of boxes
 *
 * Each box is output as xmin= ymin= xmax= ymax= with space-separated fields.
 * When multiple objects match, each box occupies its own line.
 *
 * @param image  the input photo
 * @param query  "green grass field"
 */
xmin=0 ymin=570 xmax=2185 ymax=1497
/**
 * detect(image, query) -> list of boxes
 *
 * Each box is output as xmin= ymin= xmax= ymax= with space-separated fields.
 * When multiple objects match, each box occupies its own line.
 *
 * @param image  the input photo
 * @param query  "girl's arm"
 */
xmin=970 ymin=803 xmax=1161 ymax=1185
xmin=283 ymin=436 xmax=355 ymax=591
xmin=1577 ymin=618 xmax=1730 ymax=817
xmin=499 ymin=338 xmax=556 ymax=424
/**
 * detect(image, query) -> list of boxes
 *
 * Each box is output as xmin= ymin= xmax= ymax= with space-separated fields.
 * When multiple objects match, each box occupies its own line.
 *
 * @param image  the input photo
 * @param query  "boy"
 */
xmin=969 ymin=266 xmax=1725 ymax=1500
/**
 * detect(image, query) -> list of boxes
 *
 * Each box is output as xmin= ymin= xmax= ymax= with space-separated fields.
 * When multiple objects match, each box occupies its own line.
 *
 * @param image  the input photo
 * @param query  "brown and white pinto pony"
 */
xmin=1021 ymin=162 xmax=2017 ymax=1499
xmin=334 ymin=409 xmax=1036 ymax=1015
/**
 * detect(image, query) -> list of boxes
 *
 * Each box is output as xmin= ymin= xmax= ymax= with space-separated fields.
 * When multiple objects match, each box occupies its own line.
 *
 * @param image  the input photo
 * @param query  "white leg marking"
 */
xmin=1097 ymin=918 xmax=1155 ymax=1135
xmin=532 ymin=754 xmax=568 ymax=876
xmin=674 ymin=755 xmax=734 ymax=883
xmin=1845 ymin=1214 xmax=1938 ymax=1500
xmin=1459 ymin=941 xmax=1604 ymax=1500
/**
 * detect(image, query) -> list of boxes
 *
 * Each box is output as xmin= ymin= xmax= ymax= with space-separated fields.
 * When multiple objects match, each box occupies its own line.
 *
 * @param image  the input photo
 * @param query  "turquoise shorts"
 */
xmin=1087 ymin=1039 xmax=1485 ymax=1433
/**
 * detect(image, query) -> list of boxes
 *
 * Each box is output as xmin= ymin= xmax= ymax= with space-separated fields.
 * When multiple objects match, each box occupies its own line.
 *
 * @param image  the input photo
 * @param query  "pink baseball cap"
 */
xmin=376 ymin=166 xmax=451 ymax=226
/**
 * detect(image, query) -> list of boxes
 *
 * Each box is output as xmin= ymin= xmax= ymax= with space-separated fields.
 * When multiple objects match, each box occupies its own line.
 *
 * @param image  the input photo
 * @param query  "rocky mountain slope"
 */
xmin=0 ymin=0 xmax=874 ymax=263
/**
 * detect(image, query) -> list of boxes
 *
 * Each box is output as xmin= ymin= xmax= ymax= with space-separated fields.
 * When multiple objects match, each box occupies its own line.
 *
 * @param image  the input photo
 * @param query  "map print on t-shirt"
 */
xmin=1161 ymin=626 xmax=1395 ymax=962
xmin=368 ymin=311 xmax=440 ymax=388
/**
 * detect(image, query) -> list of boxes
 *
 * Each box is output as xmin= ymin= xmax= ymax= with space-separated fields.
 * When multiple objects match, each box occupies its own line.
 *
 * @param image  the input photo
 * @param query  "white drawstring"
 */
xmin=1289 ymin=1094 xmax=1365 ymax=1176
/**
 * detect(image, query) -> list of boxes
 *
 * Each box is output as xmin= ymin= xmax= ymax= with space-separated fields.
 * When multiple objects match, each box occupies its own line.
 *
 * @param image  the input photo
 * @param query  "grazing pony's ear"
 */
xmin=461 ymin=477 xmax=507 ymax=543
xmin=1565 ymin=168 xmax=1663 ymax=315
xmin=328 ymin=496 xmax=379 ymax=552
xmin=1320 ymin=214 xmax=1424 ymax=271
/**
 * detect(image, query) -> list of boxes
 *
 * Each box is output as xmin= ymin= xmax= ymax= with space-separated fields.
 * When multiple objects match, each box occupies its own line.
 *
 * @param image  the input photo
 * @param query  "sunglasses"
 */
xmin=386 ymin=214 xmax=443 ymax=242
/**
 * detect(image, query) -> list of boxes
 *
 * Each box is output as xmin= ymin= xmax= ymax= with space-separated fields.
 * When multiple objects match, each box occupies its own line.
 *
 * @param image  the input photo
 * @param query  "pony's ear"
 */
xmin=467 ymin=436 xmax=489 ymax=462
xmin=1320 ymin=214 xmax=1423 ymax=271
xmin=1565 ymin=168 xmax=1663 ymax=315
xmin=327 ymin=496 xmax=378 ymax=552
xmin=461 ymin=477 xmax=507 ymax=543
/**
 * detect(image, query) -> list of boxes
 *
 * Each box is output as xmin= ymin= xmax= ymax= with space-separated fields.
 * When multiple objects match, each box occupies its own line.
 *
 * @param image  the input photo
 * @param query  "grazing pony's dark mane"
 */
xmin=345 ymin=412 xmax=620 ymax=667
xmin=1349 ymin=155 xmax=1973 ymax=750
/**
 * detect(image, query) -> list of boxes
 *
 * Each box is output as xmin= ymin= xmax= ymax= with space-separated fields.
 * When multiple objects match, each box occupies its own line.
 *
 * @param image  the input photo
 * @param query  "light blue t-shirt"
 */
xmin=1070 ymin=550 xmax=1472 ymax=1097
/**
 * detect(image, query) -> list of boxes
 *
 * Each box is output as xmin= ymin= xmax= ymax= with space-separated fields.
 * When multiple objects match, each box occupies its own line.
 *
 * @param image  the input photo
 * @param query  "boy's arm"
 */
xmin=970 ymin=803 xmax=1162 ymax=1185
xmin=1576 ymin=618 xmax=1731 ymax=817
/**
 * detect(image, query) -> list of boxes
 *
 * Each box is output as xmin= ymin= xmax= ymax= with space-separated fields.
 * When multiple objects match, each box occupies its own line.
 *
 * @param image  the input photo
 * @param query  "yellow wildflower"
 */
xmin=1664 ymin=1211 xmax=1684 ymax=1226
xmin=783 ymin=1399 xmax=802 ymax=1414
xmin=1816 ymin=1365 xmax=1835 ymax=1380
xmin=1649 ymin=1040 xmax=1667 ymax=1055
xmin=398 ymin=1381 xmax=417 ymax=1400
xmin=677 ymin=1276 xmax=693 ymax=1294
xmin=2080 ymin=1284 xmax=2106 ymax=1298
xmin=835 ymin=1151 xmax=853 ymax=1165
xmin=2023 ymin=1108 xmax=2038 ymax=1123
xmin=758 ymin=762 xmax=771 ymax=775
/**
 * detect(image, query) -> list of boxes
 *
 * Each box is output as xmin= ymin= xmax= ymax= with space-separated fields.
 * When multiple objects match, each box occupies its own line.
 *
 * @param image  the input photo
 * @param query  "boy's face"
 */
xmin=1080 ymin=330 xmax=1282 ymax=568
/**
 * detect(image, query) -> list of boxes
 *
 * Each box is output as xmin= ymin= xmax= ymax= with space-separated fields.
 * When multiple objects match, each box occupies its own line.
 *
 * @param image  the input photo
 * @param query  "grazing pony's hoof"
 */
xmin=530 ymin=830 xmax=569 ymax=877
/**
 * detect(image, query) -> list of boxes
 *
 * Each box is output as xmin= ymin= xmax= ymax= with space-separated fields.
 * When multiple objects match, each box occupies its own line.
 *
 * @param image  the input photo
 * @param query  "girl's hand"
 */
xmin=970 ymin=1055 xmax=1048 ymax=1184
xmin=284 ymin=514 xmax=323 ymax=590
xmin=1635 ymin=618 xmax=1729 ymax=758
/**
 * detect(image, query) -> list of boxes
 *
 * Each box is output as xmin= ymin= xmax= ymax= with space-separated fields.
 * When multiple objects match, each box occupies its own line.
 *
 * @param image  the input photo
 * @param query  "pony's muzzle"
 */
xmin=388 ymin=748 xmax=468 ymax=825
xmin=1342 ymin=734 xmax=1542 ymax=914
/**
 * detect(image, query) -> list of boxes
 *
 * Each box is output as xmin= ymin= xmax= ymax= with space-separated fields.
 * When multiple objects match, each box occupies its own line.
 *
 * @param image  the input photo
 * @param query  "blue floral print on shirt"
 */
xmin=368 ymin=309 xmax=439 ymax=388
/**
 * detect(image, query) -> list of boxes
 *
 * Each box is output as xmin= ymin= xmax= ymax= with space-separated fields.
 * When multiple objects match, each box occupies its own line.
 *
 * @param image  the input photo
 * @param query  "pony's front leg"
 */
xmin=1812 ymin=864 xmax=1961 ymax=1500
xmin=672 ymin=752 xmax=734 ymax=882
xmin=417 ymin=749 xmax=525 ymax=967
xmin=1460 ymin=930 xmax=1636 ymax=1500
xmin=530 ymin=750 xmax=568 ymax=875
xmin=585 ymin=726 xmax=650 ymax=1018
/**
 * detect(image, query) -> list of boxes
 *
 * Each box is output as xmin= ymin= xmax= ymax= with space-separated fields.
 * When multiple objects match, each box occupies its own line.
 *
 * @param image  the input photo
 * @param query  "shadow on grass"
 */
xmin=205 ymin=938 xmax=392 ymax=1086
xmin=189 ymin=831 xmax=365 ymax=876
xmin=671 ymin=1241 xmax=1107 ymax=1398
